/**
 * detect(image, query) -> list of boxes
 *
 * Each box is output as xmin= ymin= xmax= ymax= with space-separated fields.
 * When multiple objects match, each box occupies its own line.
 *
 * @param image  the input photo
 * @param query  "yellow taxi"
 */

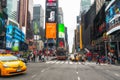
xmin=70 ymin=54 xmax=81 ymax=61
xmin=70 ymin=54 xmax=75 ymax=61
xmin=0 ymin=54 xmax=27 ymax=76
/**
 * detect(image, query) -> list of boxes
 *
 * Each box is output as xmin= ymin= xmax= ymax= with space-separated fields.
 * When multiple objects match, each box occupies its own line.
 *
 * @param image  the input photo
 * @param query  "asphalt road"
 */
xmin=0 ymin=60 xmax=120 ymax=80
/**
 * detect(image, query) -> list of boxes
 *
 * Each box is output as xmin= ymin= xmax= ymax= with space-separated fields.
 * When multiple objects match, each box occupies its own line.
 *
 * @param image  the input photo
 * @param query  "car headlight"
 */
xmin=3 ymin=64 xmax=10 ymax=68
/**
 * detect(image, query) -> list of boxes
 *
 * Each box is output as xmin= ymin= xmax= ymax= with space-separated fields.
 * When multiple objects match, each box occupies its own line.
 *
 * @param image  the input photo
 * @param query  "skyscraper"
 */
xmin=33 ymin=4 xmax=44 ymax=40
xmin=28 ymin=0 xmax=33 ymax=20
xmin=58 ymin=7 xmax=64 ymax=24
xmin=6 ymin=0 xmax=19 ymax=22
xmin=80 ymin=0 xmax=91 ymax=13
xmin=19 ymin=0 xmax=29 ymax=36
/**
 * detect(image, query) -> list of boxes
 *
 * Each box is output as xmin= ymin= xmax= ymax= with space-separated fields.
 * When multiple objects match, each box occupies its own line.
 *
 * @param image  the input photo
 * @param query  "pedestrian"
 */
xmin=41 ymin=54 xmax=45 ymax=62
xmin=108 ymin=52 xmax=113 ymax=64
xmin=33 ymin=50 xmax=37 ymax=62
xmin=38 ymin=50 xmax=42 ymax=61
xmin=96 ymin=54 xmax=100 ymax=64
xmin=81 ymin=54 xmax=86 ymax=64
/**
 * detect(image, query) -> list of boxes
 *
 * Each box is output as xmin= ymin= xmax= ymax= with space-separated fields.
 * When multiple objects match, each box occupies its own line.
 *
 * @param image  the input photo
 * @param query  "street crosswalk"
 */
xmin=45 ymin=60 xmax=108 ymax=65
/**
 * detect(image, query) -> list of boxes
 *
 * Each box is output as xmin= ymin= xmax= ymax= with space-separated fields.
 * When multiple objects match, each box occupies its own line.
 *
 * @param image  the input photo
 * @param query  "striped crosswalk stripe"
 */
xmin=45 ymin=61 xmax=107 ymax=65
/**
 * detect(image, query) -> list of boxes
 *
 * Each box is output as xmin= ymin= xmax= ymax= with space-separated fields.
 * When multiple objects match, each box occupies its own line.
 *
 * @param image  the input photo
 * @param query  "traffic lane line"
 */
xmin=114 ymin=73 xmax=120 ymax=77
xmin=78 ymin=76 xmax=80 ymax=80
xmin=32 ymin=74 xmax=37 ymax=78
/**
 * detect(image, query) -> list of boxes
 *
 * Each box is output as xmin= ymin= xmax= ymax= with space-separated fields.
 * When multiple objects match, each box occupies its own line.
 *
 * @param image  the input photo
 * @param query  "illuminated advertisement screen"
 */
xmin=106 ymin=0 xmax=120 ymax=30
xmin=46 ymin=0 xmax=57 ymax=23
xmin=46 ymin=23 xmax=56 ymax=39
xmin=6 ymin=25 xmax=25 ymax=51
xmin=46 ymin=7 xmax=57 ymax=23
xmin=58 ymin=24 xmax=65 ymax=38
xmin=58 ymin=38 xmax=64 ymax=47
xmin=6 ymin=25 xmax=13 ymax=50
xmin=58 ymin=24 xmax=65 ymax=32
xmin=12 ymin=39 xmax=19 ymax=51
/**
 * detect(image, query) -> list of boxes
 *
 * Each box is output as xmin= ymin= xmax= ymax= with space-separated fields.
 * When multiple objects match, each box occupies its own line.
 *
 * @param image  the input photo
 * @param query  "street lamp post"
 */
xmin=117 ymin=41 xmax=119 ymax=56
xmin=104 ymin=41 xmax=108 ymax=60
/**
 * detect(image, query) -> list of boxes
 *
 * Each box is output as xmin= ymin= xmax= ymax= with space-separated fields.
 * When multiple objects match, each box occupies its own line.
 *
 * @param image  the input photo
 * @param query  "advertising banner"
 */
xmin=6 ymin=25 xmax=13 ymax=50
xmin=45 ymin=0 xmax=58 ymax=39
xmin=46 ymin=23 xmax=56 ymax=39
xmin=58 ymin=24 xmax=65 ymax=38
xmin=6 ymin=25 xmax=25 ymax=51
xmin=106 ymin=0 xmax=120 ymax=35
xmin=46 ymin=6 xmax=57 ymax=23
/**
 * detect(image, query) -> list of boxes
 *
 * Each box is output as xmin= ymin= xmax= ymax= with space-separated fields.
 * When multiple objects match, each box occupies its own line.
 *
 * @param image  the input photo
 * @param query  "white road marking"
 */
xmin=60 ymin=61 xmax=64 ymax=64
xmin=32 ymin=74 xmax=37 ymax=78
xmin=69 ymin=62 xmax=73 ymax=64
xmin=74 ymin=62 xmax=77 ymax=64
xmin=41 ymin=69 xmax=45 ymax=72
xmin=76 ymin=72 xmax=78 ymax=74
xmin=114 ymin=73 xmax=120 ymax=77
xmin=56 ymin=61 xmax=60 ymax=64
xmin=78 ymin=77 xmax=80 ymax=80
xmin=79 ymin=62 xmax=81 ymax=64
xmin=65 ymin=61 xmax=68 ymax=64
xmin=46 ymin=61 xmax=51 ymax=64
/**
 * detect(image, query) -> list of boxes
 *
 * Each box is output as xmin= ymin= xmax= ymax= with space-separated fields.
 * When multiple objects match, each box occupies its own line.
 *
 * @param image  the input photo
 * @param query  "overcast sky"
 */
xmin=34 ymin=0 xmax=94 ymax=53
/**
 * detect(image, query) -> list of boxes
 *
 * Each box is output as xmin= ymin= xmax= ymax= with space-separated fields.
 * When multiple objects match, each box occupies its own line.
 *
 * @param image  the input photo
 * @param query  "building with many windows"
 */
xmin=6 ymin=0 xmax=19 ymax=22
xmin=33 ymin=4 xmax=44 ymax=41
xmin=80 ymin=0 xmax=91 ymax=14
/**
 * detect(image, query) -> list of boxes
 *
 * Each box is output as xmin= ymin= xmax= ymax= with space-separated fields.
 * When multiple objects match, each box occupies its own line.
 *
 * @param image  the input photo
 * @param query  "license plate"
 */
xmin=17 ymin=69 xmax=21 ymax=72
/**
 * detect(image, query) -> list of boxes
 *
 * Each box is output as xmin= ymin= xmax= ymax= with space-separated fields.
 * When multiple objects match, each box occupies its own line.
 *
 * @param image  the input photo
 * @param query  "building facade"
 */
xmin=58 ymin=7 xmax=64 ymax=24
xmin=6 ymin=0 xmax=19 ymax=22
xmin=80 ymin=0 xmax=91 ymax=14
xmin=18 ymin=0 xmax=29 ymax=36
xmin=96 ymin=0 xmax=105 ymax=14
xmin=33 ymin=4 xmax=44 ymax=40
xmin=105 ymin=0 xmax=120 ymax=59
xmin=82 ymin=2 xmax=96 ymax=50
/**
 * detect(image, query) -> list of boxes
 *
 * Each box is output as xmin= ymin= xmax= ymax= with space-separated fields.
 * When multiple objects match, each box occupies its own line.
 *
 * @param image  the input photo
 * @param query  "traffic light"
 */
xmin=1 ymin=0 xmax=7 ymax=8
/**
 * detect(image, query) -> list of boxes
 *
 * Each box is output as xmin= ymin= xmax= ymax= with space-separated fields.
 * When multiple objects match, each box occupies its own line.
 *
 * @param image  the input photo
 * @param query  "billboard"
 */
xmin=46 ymin=23 xmax=56 ymax=39
xmin=6 ymin=25 xmax=13 ymax=50
xmin=58 ymin=24 xmax=65 ymax=38
xmin=12 ymin=39 xmax=19 ymax=51
xmin=58 ymin=38 xmax=65 ymax=48
xmin=45 ymin=0 xmax=58 ymax=39
xmin=106 ymin=0 xmax=120 ymax=30
xmin=46 ymin=5 xmax=57 ymax=23
xmin=6 ymin=25 xmax=25 ymax=51
xmin=106 ymin=0 xmax=120 ymax=35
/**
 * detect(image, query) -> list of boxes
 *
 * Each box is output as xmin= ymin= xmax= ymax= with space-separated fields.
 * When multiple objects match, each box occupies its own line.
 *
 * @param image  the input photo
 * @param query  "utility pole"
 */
xmin=104 ymin=41 xmax=107 ymax=60
xmin=117 ymin=41 xmax=119 ymax=57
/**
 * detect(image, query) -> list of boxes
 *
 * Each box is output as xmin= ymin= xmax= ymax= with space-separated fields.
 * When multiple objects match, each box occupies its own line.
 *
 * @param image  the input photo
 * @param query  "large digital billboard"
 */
xmin=6 ymin=25 xmax=25 ymax=51
xmin=46 ymin=0 xmax=57 ymax=23
xmin=6 ymin=25 xmax=13 ymax=50
xmin=45 ymin=0 xmax=58 ymax=39
xmin=46 ymin=23 xmax=56 ymax=39
xmin=58 ymin=24 xmax=65 ymax=38
xmin=106 ymin=0 xmax=120 ymax=35
xmin=12 ymin=39 xmax=19 ymax=51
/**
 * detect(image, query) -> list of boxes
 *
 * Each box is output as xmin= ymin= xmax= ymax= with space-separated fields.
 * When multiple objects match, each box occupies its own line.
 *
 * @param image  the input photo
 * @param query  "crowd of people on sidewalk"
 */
xmin=76 ymin=51 xmax=120 ymax=65
xmin=72 ymin=51 xmax=120 ymax=64
xmin=27 ymin=50 xmax=46 ymax=62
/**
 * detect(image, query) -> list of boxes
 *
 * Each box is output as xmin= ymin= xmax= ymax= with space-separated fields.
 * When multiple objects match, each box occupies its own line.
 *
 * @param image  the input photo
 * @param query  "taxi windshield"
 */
xmin=0 ymin=55 xmax=18 ymax=61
